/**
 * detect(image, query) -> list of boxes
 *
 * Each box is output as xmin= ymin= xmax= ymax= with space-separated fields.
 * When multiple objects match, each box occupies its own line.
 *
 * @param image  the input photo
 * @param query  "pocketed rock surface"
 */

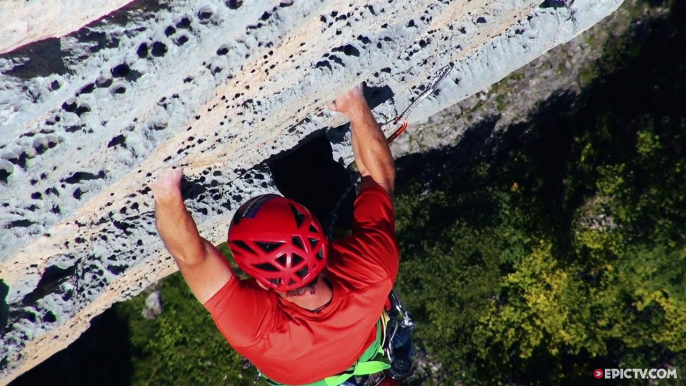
xmin=0 ymin=0 xmax=136 ymax=55
xmin=0 ymin=0 xmax=623 ymax=382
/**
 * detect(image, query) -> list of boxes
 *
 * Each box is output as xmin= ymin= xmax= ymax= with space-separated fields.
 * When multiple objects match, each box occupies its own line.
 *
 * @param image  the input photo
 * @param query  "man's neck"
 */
xmin=279 ymin=278 xmax=333 ymax=312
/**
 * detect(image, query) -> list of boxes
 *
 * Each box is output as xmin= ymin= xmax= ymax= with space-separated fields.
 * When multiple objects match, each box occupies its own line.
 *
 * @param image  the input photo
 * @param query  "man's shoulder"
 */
xmin=327 ymin=238 xmax=397 ymax=288
xmin=205 ymin=276 xmax=277 ymax=315
xmin=357 ymin=179 xmax=393 ymax=202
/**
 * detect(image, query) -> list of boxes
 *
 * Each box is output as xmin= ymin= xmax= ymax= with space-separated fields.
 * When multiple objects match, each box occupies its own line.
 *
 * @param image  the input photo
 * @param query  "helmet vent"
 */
xmin=292 ymin=253 xmax=304 ymax=266
xmin=275 ymin=254 xmax=288 ymax=267
xmin=233 ymin=240 xmax=255 ymax=254
xmin=255 ymin=241 xmax=283 ymax=253
xmin=289 ymin=204 xmax=306 ymax=228
xmin=295 ymin=266 xmax=309 ymax=279
xmin=269 ymin=278 xmax=282 ymax=286
xmin=254 ymin=262 xmax=279 ymax=272
xmin=289 ymin=279 xmax=297 ymax=286
xmin=292 ymin=236 xmax=304 ymax=250
xmin=308 ymin=223 xmax=318 ymax=233
xmin=316 ymin=248 xmax=324 ymax=261
xmin=308 ymin=237 xmax=318 ymax=249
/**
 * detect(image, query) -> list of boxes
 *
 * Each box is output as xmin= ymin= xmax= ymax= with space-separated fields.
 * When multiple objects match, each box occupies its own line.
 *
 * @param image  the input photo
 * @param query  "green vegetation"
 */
xmin=495 ymin=94 xmax=505 ymax=112
xmin=114 ymin=273 xmax=260 ymax=386
xmin=13 ymin=3 xmax=686 ymax=385
xmin=393 ymin=6 xmax=686 ymax=384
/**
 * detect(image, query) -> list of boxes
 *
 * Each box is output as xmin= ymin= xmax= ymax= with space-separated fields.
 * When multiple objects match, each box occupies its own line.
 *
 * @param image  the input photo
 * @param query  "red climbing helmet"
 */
xmin=228 ymin=194 xmax=328 ymax=291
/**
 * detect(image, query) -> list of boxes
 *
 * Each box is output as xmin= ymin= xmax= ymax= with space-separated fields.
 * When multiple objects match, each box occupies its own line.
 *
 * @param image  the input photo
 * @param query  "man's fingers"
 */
xmin=157 ymin=169 xmax=183 ymax=186
xmin=151 ymin=168 xmax=184 ymax=200
xmin=328 ymin=83 xmax=367 ymax=115
xmin=169 ymin=167 xmax=184 ymax=181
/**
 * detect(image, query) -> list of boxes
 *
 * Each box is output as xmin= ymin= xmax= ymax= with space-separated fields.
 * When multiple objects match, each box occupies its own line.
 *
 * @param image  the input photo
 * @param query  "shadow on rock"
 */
xmin=0 ymin=280 xmax=8 ymax=335
xmin=10 ymin=308 xmax=133 ymax=386
xmin=1 ymin=38 xmax=69 ymax=79
xmin=395 ymin=113 xmax=501 ymax=190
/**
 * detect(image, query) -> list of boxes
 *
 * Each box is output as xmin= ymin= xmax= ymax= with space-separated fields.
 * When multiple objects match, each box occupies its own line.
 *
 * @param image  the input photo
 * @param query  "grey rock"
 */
xmin=141 ymin=290 xmax=163 ymax=320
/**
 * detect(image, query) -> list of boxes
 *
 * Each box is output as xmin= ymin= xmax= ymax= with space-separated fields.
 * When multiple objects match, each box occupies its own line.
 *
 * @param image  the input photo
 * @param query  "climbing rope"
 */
xmin=324 ymin=63 xmax=455 ymax=237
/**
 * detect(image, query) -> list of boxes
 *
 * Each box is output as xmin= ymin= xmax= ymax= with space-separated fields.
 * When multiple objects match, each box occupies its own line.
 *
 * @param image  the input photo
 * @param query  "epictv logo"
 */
xmin=594 ymin=368 xmax=678 ymax=379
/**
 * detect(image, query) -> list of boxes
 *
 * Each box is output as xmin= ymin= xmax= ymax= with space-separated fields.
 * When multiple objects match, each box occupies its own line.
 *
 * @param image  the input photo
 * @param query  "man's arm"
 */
xmin=151 ymin=168 xmax=233 ymax=303
xmin=329 ymin=83 xmax=395 ymax=194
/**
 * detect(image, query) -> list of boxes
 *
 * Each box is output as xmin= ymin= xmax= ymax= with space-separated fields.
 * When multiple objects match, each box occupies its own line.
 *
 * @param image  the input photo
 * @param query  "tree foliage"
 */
xmin=391 ymin=7 xmax=686 ymax=385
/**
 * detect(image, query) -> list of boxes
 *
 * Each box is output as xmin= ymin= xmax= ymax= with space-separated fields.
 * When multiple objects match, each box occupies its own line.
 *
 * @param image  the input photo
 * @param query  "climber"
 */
xmin=151 ymin=83 xmax=408 ymax=386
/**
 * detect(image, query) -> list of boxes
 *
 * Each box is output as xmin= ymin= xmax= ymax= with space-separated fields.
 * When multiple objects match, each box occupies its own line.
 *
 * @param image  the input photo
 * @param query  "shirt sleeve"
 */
xmin=203 ymin=275 xmax=278 ymax=348
xmin=329 ymin=180 xmax=400 ymax=285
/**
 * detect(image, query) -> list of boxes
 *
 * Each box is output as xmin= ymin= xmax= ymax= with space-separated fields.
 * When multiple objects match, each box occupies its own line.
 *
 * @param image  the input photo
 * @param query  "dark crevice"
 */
xmin=226 ymin=0 xmax=243 ymax=9
xmin=2 ymin=38 xmax=69 ymax=79
xmin=0 ymin=280 xmax=9 ymax=334
xmin=21 ymin=264 xmax=78 ymax=306
xmin=111 ymin=64 xmax=130 ymax=77
xmin=5 ymin=219 xmax=35 ymax=228
xmin=315 ymin=60 xmax=332 ymax=70
xmin=63 ymin=171 xmax=106 ymax=184
xmin=107 ymin=135 xmax=127 ymax=148
xmin=151 ymin=41 xmax=168 ymax=57
xmin=137 ymin=43 xmax=149 ymax=58
xmin=540 ymin=0 xmax=569 ymax=9
xmin=331 ymin=44 xmax=360 ymax=57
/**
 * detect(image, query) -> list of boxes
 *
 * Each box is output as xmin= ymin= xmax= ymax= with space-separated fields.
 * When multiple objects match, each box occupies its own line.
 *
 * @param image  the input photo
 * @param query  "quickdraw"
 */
xmin=381 ymin=62 xmax=454 ymax=143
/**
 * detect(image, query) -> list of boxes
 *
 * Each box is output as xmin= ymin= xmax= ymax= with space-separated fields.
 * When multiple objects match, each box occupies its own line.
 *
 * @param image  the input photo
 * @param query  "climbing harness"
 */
xmin=383 ymin=290 xmax=416 ymax=365
xmin=371 ymin=290 xmax=417 ymax=385
xmin=324 ymin=63 xmax=455 ymax=238
xmin=261 ymin=317 xmax=390 ymax=386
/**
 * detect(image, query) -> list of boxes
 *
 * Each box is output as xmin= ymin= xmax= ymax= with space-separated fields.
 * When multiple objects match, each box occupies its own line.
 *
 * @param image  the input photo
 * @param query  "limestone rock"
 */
xmin=141 ymin=290 xmax=162 ymax=320
xmin=0 ymin=0 xmax=623 ymax=383
xmin=0 ymin=0 xmax=136 ymax=55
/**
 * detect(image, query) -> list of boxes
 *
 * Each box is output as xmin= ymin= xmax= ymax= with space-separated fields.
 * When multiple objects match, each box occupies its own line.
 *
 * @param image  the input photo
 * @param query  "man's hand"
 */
xmin=328 ymin=83 xmax=367 ymax=117
xmin=151 ymin=168 xmax=183 ymax=202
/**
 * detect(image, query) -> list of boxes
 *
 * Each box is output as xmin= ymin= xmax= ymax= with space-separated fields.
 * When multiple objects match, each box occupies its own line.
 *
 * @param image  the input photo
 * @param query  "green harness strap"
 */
xmin=265 ymin=315 xmax=391 ymax=386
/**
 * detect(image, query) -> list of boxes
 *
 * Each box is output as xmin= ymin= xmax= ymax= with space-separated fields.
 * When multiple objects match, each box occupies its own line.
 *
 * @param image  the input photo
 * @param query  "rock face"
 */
xmin=0 ymin=0 xmax=136 ymax=55
xmin=0 ymin=0 xmax=623 ymax=383
xmin=141 ymin=290 xmax=162 ymax=320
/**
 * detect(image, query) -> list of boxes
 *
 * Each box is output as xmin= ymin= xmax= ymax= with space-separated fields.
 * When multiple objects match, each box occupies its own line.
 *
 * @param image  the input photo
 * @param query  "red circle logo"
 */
xmin=594 ymin=369 xmax=603 ymax=379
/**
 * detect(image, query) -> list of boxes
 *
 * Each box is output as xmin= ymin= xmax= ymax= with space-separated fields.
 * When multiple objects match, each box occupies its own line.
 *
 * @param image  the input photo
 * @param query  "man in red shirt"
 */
xmin=152 ymin=84 xmax=400 ymax=385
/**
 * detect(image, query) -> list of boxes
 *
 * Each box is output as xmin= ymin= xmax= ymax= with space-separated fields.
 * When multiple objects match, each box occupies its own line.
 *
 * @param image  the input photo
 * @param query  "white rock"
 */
xmin=141 ymin=290 xmax=163 ymax=320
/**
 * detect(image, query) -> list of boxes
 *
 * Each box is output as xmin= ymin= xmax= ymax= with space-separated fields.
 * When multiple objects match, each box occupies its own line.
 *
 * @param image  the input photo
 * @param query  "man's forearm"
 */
xmin=151 ymin=168 xmax=233 ymax=304
xmin=329 ymin=84 xmax=395 ymax=192
xmin=154 ymin=194 xmax=205 ymax=266
xmin=349 ymin=103 xmax=395 ymax=191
